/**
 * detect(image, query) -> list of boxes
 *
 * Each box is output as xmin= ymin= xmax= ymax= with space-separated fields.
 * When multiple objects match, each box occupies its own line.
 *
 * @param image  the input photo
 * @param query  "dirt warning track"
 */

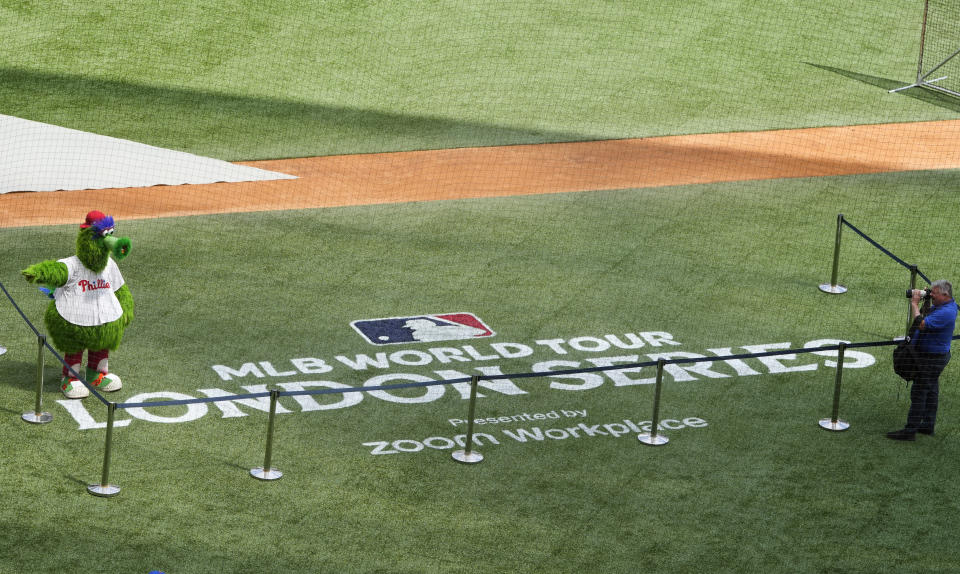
xmin=2 ymin=119 xmax=960 ymax=228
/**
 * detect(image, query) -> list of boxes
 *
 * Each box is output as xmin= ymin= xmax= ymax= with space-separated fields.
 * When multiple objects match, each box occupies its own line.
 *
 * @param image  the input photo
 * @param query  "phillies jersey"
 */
xmin=54 ymin=255 xmax=125 ymax=326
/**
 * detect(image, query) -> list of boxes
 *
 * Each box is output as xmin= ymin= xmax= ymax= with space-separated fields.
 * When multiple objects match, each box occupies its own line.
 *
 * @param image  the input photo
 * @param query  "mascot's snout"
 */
xmin=104 ymin=235 xmax=131 ymax=260
xmin=81 ymin=210 xmax=131 ymax=261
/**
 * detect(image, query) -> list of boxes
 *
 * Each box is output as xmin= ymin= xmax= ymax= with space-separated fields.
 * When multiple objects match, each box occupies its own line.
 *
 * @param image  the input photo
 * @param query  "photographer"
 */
xmin=887 ymin=279 xmax=957 ymax=441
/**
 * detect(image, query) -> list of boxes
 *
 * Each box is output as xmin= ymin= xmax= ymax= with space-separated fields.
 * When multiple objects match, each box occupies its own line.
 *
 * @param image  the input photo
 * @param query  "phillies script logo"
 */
xmin=78 ymin=279 xmax=111 ymax=292
xmin=352 ymin=312 xmax=495 ymax=345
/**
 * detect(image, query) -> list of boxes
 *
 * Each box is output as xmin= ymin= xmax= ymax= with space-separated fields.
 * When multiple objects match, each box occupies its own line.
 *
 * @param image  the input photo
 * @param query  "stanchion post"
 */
xmin=22 ymin=334 xmax=53 ymax=424
xmin=819 ymin=343 xmax=850 ymax=431
xmin=906 ymin=266 xmax=919 ymax=338
xmin=638 ymin=359 xmax=669 ymax=446
xmin=251 ymin=389 xmax=283 ymax=480
xmin=819 ymin=213 xmax=848 ymax=294
xmin=452 ymin=375 xmax=484 ymax=463
xmin=88 ymin=402 xmax=121 ymax=497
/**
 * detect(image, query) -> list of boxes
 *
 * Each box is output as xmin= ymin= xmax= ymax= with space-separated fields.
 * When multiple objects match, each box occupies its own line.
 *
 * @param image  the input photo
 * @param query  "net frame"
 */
xmin=891 ymin=0 xmax=960 ymax=96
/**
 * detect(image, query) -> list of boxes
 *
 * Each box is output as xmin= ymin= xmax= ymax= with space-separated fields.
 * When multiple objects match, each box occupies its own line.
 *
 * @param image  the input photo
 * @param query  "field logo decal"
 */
xmin=351 ymin=312 xmax=495 ymax=345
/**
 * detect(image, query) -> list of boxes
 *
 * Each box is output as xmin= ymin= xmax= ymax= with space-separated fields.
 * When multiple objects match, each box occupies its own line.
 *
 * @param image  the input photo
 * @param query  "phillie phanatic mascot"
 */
xmin=22 ymin=211 xmax=134 ymax=399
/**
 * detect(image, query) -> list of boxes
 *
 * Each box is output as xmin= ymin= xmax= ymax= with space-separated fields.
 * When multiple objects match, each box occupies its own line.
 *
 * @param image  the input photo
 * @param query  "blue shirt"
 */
xmin=915 ymin=299 xmax=957 ymax=354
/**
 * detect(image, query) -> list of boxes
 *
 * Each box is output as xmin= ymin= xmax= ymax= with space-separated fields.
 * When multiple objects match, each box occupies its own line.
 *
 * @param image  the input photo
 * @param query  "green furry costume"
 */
xmin=22 ymin=211 xmax=134 ymax=398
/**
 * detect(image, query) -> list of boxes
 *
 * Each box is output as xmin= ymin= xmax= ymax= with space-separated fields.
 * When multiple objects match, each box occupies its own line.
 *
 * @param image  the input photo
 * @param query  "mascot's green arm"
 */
xmin=22 ymin=260 xmax=68 ymax=287
xmin=116 ymin=284 xmax=134 ymax=326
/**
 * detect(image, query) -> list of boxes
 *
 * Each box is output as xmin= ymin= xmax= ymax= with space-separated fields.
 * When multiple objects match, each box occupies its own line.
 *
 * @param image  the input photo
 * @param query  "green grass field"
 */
xmin=1 ymin=1 xmax=958 ymax=159
xmin=2 ymin=2 xmax=960 ymax=573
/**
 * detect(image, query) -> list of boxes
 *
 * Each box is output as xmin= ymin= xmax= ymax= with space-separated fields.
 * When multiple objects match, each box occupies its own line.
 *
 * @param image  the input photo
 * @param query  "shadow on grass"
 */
xmin=0 ymin=404 xmax=22 ymax=416
xmin=0 ymin=66 xmax=588 ymax=161
xmin=0 ymin=358 xmax=45 ymax=393
xmin=806 ymin=63 xmax=960 ymax=114
xmin=63 ymin=475 xmax=89 ymax=486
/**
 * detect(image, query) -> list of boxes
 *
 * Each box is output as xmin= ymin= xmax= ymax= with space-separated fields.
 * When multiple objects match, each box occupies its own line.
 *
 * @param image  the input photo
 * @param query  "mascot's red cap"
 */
xmin=80 ymin=211 xmax=108 ymax=229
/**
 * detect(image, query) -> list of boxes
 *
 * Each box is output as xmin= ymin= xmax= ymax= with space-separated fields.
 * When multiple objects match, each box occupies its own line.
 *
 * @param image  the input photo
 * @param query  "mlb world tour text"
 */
xmin=56 ymin=330 xmax=876 ymax=430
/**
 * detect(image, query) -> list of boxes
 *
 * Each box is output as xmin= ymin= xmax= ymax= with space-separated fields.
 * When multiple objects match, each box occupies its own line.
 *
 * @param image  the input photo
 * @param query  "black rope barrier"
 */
xmin=840 ymin=217 xmax=932 ymax=285
xmin=0 ymin=280 xmax=110 ymax=405
xmin=4 ymin=277 xmax=955 ymax=412
xmin=6 ymin=274 xmax=960 ymax=496
xmin=0 ymin=279 xmax=43 ymax=338
xmin=117 ymin=340 xmax=921 ymax=408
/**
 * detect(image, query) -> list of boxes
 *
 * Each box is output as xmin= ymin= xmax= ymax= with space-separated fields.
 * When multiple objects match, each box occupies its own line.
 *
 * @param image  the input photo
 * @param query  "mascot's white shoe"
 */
xmin=61 ymin=377 xmax=90 ymax=399
xmin=88 ymin=371 xmax=122 ymax=392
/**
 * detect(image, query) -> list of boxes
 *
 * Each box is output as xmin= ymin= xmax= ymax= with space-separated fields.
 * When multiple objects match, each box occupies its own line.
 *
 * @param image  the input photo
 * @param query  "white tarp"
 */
xmin=0 ymin=114 xmax=295 ymax=193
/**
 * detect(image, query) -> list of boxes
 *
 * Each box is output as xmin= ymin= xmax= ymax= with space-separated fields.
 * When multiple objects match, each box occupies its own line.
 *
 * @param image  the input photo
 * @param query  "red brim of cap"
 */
xmin=81 ymin=210 xmax=108 ymax=228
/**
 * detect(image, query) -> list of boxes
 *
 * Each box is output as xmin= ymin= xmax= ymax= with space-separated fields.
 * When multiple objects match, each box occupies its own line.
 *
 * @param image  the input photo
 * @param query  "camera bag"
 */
xmin=893 ymin=313 xmax=926 ymax=382
xmin=892 ymin=338 xmax=918 ymax=382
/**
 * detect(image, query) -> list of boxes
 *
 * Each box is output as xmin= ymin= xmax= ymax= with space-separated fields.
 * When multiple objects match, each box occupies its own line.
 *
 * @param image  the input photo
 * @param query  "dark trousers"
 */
xmin=907 ymin=352 xmax=950 ymax=432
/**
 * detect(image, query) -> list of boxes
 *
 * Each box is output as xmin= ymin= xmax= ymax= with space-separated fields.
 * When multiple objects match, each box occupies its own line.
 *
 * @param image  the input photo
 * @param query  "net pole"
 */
xmin=22 ymin=334 xmax=53 ymax=424
xmin=251 ymin=389 xmax=283 ymax=480
xmin=819 ymin=343 xmax=850 ymax=431
xmin=918 ymin=0 xmax=930 ymax=82
xmin=452 ymin=375 xmax=484 ymax=464
xmin=638 ymin=359 xmax=669 ymax=446
xmin=888 ymin=0 xmax=931 ymax=93
xmin=87 ymin=403 xmax=121 ymax=497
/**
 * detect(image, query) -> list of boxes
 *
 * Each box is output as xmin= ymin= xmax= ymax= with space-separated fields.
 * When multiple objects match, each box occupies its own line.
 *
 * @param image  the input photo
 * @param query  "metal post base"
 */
xmin=889 ymin=83 xmax=920 ymax=94
xmin=87 ymin=484 xmax=121 ymax=497
xmin=889 ymin=76 xmax=949 ymax=94
xmin=22 ymin=412 xmax=53 ymax=424
xmin=818 ymin=418 xmax=850 ymax=431
xmin=451 ymin=449 xmax=483 ymax=464
xmin=250 ymin=467 xmax=283 ymax=481
xmin=637 ymin=433 xmax=669 ymax=446
xmin=818 ymin=284 xmax=847 ymax=294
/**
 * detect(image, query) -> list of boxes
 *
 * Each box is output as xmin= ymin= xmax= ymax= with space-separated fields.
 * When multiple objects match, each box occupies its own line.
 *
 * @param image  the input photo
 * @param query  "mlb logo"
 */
xmin=352 ymin=313 xmax=495 ymax=346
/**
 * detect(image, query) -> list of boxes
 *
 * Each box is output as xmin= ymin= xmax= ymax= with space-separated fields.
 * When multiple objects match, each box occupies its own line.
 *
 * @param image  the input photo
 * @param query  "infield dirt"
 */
xmin=2 ymin=119 xmax=959 ymax=228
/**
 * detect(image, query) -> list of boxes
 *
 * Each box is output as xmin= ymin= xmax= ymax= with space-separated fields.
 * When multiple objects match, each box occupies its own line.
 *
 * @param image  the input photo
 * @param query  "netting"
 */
xmin=1 ymin=1 xmax=957 ymax=412
xmin=0 ymin=2 xmax=959 ymax=568
xmin=919 ymin=0 xmax=960 ymax=95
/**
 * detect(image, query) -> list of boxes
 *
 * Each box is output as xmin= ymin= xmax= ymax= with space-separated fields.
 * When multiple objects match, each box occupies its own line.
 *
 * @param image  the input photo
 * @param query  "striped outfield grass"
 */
xmin=0 ymin=1 xmax=949 ymax=161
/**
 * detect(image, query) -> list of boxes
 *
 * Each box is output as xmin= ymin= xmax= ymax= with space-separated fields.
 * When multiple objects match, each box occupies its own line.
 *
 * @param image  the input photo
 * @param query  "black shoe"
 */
xmin=917 ymin=428 xmax=935 ymax=436
xmin=886 ymin=429 xmax=916 ymax=441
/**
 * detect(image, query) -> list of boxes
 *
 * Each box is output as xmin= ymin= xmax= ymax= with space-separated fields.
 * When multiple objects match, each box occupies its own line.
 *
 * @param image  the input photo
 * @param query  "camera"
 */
xmin=905 ymin=289 xmax=932 ymax=299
